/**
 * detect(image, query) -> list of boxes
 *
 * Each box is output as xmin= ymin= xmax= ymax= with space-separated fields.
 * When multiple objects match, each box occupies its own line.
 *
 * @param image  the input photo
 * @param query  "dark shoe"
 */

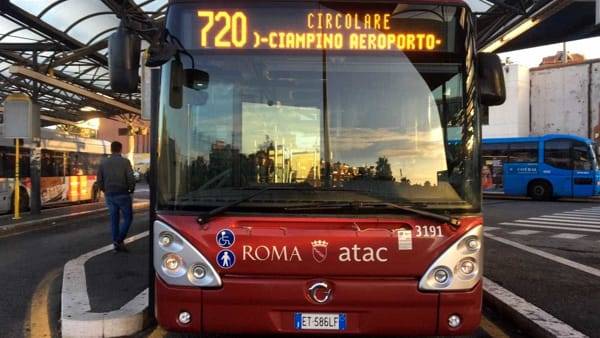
xmin=118 ymin=241 xmax=129 ymax=252
xmin=113 ymin=241 xmax=121 ymax=253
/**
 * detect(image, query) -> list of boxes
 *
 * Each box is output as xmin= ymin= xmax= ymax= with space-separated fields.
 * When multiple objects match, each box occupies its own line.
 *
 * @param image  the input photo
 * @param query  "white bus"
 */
xmin=0 ymin=128 xmax=110 ymax=213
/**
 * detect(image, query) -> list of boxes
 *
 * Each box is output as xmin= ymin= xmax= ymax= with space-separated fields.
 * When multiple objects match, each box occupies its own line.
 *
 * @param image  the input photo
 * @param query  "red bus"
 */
xmin=110 ymin=0 xmax=505 ymax=335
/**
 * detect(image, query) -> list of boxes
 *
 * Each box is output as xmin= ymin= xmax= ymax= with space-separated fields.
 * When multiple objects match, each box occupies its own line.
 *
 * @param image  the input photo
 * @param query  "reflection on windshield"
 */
xmin=157 ymin=53 xmax=473 ymax=209
xmin=591 ymin=144 xmax=600 ymax=169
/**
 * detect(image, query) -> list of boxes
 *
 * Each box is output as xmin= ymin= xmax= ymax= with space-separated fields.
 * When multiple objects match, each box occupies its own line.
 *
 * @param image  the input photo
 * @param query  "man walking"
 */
xmin=97 ymin=141 xmax=136 ymax=252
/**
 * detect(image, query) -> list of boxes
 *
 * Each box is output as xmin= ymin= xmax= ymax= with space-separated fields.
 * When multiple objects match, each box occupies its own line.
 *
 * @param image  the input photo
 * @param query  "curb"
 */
xmin=61 ymin=231 xmax=150 ymax=338
xmin=0 ymin=201 xmax=149 ymax=237
xmin=482 ymin=277 xmax=587 ymax=338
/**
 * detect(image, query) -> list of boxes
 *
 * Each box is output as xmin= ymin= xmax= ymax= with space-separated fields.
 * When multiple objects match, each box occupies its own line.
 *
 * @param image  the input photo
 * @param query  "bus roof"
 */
xmin=483 ymin=134 xmax=594 ymax=145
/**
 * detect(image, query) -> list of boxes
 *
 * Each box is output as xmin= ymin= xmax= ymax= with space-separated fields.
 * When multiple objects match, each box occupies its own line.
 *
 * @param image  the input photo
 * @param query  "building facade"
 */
xmin=482 ymin=64 xmax=530 ymax=138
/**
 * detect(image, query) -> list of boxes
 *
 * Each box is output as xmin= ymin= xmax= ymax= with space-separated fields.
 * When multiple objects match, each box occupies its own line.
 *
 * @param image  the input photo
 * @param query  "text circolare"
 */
xmin=307 ymin=12 xmax=391 ymax=31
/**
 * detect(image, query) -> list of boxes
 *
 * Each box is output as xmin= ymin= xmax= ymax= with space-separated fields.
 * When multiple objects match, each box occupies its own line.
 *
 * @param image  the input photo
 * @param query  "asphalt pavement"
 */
xmin=1 ymin=194 xmax=598 ymax=337
xmin=0 ymin=186 xmax=150 ymax=338
xmin=483 ymin=199 xmax=600 ymax=337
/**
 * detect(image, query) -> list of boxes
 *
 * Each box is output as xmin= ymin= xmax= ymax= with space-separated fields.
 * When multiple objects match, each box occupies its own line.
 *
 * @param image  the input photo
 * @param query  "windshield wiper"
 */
xmin=197 ymin=186 xmax=274 ymax=225
xmin=285 ymin=201 xmax=461 ymax=229
xmin=382 ymin=202 xmax=461 ymax=229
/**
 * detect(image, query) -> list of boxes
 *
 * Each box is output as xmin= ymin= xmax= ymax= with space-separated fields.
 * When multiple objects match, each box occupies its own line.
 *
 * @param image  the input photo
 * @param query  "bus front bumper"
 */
xmin=155 ymin=275 xmax=482 ymax=336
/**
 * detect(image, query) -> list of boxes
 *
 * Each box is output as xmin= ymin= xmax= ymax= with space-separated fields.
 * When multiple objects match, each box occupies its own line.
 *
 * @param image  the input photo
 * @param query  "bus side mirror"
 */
xmin=477 ymin=53 xmax=506 ymax=107
xmin=185 ymin=69 xmax=209 ymax=91
xmin=168 ymin=57 xmax=210 ymax=108
xmin=108 ymin=23 xmax=141 ymax=93
xmin=169 ymin=56 xmax=184 ymax=109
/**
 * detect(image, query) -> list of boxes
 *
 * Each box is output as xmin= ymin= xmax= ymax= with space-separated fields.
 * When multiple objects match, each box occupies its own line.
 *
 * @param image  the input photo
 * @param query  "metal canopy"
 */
xmin=476 ymin=0 xmax=600 ymax=52
xmin=0 ymin=0 xmax=167 ymax=122
xmin=495 ymin=1 xmax=600 ymax=52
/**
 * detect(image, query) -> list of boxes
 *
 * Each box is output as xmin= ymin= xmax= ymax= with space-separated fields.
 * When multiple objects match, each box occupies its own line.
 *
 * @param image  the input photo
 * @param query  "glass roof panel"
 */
xmin=140 ymin=0 xmax=168 ymax=13
xmin=0 ymin=16 xmax=22 ymax=33
xmin=59 ymin=64 xmax=94 ymax=75
xmin=0 ymin=30 xmax=46 ymax=43
xmin=68 ymin=14 xmax=120 ymax=44
xmin=9 ymin=0 xmax=62 ymax=17
xmin=41 ymin=0 xmax=113 ymax=32
xmin=465 ymin=0 xmax=492 ymax=12
xmin=87 ymin=29 xmax=116 ymax=45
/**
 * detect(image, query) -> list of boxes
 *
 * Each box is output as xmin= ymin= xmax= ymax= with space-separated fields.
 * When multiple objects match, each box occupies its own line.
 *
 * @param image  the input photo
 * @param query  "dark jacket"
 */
xmin=97 ymin=154 xmax=136 ymax=194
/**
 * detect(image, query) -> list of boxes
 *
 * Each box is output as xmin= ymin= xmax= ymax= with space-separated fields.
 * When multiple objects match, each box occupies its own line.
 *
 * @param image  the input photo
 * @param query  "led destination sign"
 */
xmin=196 ymin=10 xmax=445 ymax=52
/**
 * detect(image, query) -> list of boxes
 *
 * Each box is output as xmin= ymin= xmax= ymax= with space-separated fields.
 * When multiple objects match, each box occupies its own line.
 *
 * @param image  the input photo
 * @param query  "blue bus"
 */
xmin=482 ymin=134 xmax=600 ymax=200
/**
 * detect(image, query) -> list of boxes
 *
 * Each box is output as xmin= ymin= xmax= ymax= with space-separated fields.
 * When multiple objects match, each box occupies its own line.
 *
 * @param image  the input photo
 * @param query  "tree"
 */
xmin=375 ymin=157 xmax=393 ymax=181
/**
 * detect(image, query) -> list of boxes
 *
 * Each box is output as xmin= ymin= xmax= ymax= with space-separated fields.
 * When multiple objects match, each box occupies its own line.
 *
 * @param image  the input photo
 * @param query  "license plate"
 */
xmin=294 ymin=312 xmax=346 ymax=330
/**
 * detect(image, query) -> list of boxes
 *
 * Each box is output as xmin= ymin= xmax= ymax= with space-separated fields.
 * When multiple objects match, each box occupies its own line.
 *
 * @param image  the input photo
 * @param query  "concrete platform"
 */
xmin=61 ymin=231 xmax=150 ymax=338
xmin=86 ymin=236 xmax=149 ymax=312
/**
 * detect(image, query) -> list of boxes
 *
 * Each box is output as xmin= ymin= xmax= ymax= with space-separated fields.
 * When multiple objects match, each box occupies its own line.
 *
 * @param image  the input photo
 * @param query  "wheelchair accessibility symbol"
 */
xmin=216 ymin=229 xmax=235 ymax=248
xmin=216 ymin=250 xmax=235 ymax=269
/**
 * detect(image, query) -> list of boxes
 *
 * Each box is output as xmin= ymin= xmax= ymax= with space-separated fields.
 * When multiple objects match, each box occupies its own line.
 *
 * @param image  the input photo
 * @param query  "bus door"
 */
xmin=571 ymin=141 xmax=595 ymax=197
xmin=542 ymin=139 xmax=573 ymax=197
xmin=503 ymin=142 xmax=539 ymax=196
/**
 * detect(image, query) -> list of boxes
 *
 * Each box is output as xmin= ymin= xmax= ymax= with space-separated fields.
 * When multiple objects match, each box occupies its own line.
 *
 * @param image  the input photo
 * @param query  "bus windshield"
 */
xmin=157 ymin=2 xmax=479 ymax=212
xmin=592 ymin=143 xmax=600 ymax=169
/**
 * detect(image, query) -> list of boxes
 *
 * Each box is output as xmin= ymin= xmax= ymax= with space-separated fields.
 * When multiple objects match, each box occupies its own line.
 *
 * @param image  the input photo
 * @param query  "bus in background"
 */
xmin=482 ymin=134 xmax=600 ymax=200
xmin=109 ymin=0 xmax=506 ymax=335
xmin=0 ymin=128 xmax=110 ymax=213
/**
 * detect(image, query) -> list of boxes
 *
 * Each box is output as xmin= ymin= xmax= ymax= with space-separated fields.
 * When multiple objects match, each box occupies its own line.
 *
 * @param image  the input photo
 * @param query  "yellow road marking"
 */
xmin=481 ymin=315 xmax=510 ymax=338
xmin=147 ymin=325 xmax=168 ymax=338
xmin=25 ymin=268 xmax=61 ymax=338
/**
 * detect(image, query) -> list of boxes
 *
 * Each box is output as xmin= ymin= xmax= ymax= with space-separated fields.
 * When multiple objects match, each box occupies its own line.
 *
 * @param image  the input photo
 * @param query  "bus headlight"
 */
xmin=419 ymin=225 xmax=483 ymax=291
xmin=164 ymin=254 xmax=181 ymax=270
xmin=456 ymin=258 xmax=477 ymax=279
xmin=159 ymin=232 xmax=174 ymax=247
xmin=434 ymin=268 xmax=450 ymax=283
xmin=162 ymin=253 xmax=185 ymax=277
xmin=154 ymin=221 xmax=222 ymax=287
xmin=190 ymin=264 xmax=206 ymax=279
xmin=464 ymin=237 xmax=480 ymax=252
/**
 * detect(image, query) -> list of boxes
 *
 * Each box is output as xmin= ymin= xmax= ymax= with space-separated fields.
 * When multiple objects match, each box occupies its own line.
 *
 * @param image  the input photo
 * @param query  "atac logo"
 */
xmin=311 ymin=240 xmax=329 ymax=263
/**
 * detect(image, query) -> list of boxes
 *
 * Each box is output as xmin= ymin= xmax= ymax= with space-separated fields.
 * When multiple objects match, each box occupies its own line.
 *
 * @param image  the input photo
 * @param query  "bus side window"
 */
xmin=20 ymin=149 xmax=31 ymax=178
xmin=0 ymin=146 xmax=7 ymax=178
xmin=69 ymin=152 xmax=84 ymax=175
xmin=4 ymin=147 xmax=15 ymax=178
xmin=482 ymin=143 xmax=508 ymax=160
xmin=544 ymin=139 xmax=572 ymax=170
xmin=572 ymin=141 xmax=592 ymax=170
xmin=87 ymin=154 xmax=103 ymax=176
xmin=41 ymin=150 xmax=57 ymax=177
xmin=508 ymin=142 xmax=538 ymax=163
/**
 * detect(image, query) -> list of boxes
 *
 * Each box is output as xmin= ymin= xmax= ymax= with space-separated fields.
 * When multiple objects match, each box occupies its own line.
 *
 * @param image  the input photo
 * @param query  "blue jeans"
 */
xmin=105 ymin=193 xmax=133 ymax=243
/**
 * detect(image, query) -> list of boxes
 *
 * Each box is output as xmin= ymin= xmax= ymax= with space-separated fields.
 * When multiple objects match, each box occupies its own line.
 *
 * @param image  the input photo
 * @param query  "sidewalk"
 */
xmin=62 ymin=231 xmax=150 ymax=338
xmin=0 ymin=200 xmax=150 ymax=236
xmin=86 ymin=236 xmax=149 ymax=312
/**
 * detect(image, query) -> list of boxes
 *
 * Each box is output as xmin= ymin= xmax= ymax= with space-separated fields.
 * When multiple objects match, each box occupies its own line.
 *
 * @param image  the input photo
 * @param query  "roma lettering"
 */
xmin=242 ymin=245 xmax=303 ymax=262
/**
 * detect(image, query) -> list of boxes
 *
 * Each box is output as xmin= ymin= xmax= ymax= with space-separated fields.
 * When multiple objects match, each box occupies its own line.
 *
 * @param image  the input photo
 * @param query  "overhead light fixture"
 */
xmin=481 ymin=0 xmax=573 ymax=53
xmin=481 ymin=18 xmax=539 ymax=53
xmin=80 ymin=106 xmax=97 ymax=112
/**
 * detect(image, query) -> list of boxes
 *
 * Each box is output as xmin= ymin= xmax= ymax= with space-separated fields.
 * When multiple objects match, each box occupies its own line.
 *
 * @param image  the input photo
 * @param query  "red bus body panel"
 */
xmin=155 ymin=214 xmax=483 ymax=335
